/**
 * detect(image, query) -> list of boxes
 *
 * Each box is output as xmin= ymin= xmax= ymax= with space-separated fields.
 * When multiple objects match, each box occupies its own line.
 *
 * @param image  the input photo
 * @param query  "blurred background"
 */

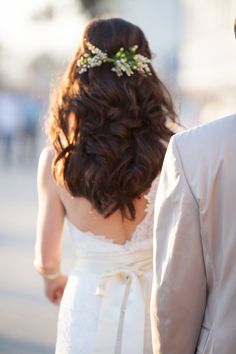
xmin=0 ymin=0 xmax=235 ymax=353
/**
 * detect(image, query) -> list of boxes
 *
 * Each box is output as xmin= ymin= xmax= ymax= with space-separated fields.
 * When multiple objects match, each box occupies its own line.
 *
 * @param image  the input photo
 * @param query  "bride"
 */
xmin=34 ymin=17 xmax=177 ymax=354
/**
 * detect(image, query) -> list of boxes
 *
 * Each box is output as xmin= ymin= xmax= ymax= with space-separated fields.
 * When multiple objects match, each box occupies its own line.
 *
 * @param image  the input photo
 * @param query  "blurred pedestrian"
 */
xmin=0 ymin=92 xmax=22 ymax=165
xmin=21 ymin=98 xmax=39 ymax=162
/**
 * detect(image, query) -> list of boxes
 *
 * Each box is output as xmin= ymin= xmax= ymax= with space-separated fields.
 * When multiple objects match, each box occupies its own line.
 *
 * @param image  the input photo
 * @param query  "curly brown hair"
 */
xmin=47 ymin=18 xmax=177 ymax=220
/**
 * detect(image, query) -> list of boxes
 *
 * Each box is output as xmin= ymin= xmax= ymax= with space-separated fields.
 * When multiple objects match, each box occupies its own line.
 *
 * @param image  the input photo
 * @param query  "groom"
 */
xmin=151 ymin=22 xmax=236 ymax=354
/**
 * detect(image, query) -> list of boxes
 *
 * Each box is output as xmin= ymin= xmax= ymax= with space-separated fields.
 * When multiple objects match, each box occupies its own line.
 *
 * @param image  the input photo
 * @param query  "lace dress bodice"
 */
xmin=67 ymin=174 xmax=159 ymax=253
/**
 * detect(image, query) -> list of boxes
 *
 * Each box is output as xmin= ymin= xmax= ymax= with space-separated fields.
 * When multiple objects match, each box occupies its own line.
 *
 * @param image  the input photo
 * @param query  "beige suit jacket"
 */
xmin=151 ymin=115 xmax=236 ymax=354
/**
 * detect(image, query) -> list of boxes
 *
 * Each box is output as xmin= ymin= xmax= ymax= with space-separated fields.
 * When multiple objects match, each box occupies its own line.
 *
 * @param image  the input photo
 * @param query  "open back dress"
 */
xmin=55 ymin=175 xmax=159 ymax=354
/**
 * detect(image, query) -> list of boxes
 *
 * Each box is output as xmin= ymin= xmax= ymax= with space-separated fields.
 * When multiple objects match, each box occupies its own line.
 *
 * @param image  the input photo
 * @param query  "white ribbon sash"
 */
xmin=76 ymin=249 xmax=152 ymax=354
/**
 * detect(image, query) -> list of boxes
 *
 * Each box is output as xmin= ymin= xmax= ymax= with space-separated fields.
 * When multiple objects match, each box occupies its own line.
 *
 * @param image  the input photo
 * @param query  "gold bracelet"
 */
xmin=34 ymin=261 xmax=61 ymax=280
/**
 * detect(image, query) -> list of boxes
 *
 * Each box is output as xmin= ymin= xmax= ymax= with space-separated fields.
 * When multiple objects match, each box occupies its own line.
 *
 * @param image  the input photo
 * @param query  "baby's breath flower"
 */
xmin=76 ymin=41 xmax=152 ymax=77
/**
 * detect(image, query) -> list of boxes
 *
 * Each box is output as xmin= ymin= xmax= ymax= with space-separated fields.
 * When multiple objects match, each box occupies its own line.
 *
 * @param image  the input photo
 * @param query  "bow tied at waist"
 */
xmin=93 ymin=254 xmax=152 ymax=354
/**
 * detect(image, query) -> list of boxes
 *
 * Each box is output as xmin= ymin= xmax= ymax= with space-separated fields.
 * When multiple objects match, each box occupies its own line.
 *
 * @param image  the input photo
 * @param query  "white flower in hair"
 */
xmin=76 ymin=41 xmax=152 ymax=77
xmin=134 ymin=54 xmax=152 ymax=76
xmin=77 ymin=42 xmax=108 ymax=74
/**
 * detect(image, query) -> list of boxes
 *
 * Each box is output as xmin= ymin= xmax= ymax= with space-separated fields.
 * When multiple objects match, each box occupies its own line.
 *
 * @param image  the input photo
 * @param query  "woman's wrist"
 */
xmin=34 ymin=260 xmax=61 ymax=280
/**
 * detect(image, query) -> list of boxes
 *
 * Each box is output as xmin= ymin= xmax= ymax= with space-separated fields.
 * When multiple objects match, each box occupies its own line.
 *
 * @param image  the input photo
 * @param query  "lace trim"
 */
xmin=130 ymin=174 xmax=159 ymax=242
xmin=144 ymin=175 xmax=160 ymax=214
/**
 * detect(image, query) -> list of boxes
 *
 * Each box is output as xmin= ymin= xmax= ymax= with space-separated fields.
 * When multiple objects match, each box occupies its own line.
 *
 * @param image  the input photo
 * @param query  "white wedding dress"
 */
xmin=55 ymin=176 xmax=159 ymax=354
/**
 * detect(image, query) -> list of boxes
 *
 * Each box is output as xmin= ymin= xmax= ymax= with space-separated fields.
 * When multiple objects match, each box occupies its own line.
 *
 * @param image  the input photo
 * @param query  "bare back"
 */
xmin=44 ymin=147 xmax=151 ymax=245
xmin=59 ymin=190 xmax=149 ymax=245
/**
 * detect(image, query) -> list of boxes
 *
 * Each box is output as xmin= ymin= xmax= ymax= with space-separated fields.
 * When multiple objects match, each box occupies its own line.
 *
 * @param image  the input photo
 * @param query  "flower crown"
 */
xmin=76 ymin=41 xmax=152 ymax=77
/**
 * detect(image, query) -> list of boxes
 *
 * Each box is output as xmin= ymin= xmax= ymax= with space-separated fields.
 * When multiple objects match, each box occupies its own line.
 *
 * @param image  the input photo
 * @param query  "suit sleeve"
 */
xmin=151 ymin=136 xmax=207 ymax=354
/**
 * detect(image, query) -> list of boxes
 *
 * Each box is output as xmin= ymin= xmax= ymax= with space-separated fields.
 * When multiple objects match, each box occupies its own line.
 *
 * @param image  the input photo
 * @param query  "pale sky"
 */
xmin=0 ymin=0 xmax=87 ymax=62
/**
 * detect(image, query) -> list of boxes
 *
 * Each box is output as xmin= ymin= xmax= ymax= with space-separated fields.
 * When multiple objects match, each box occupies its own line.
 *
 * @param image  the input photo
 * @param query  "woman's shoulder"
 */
xmin=38 ymin=146 xmax=57 ymax=190
xmin=39 ymin=146 xmax=55 ymax=164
